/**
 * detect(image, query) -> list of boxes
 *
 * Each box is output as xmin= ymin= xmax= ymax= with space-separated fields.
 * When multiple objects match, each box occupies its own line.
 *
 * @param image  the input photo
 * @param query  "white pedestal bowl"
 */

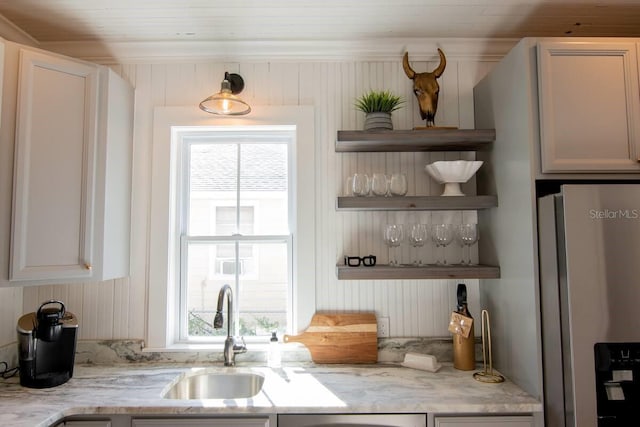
xmin=425 ymin=160 xmax=483 ymax=196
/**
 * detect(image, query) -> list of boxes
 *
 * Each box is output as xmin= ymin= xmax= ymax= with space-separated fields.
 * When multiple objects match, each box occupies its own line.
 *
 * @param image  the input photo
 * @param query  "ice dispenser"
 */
xmin=594 ymin=343 xmax=640 ymax=426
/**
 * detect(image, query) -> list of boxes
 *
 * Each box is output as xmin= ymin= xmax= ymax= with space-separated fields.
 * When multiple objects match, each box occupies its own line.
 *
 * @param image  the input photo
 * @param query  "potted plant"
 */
xmin=355 ymin=90 xmax=404 ymax=130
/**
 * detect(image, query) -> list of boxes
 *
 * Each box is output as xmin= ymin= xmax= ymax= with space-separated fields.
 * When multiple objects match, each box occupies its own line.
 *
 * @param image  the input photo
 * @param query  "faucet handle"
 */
xmin=233 ymin=336 xmax=247 ymax=354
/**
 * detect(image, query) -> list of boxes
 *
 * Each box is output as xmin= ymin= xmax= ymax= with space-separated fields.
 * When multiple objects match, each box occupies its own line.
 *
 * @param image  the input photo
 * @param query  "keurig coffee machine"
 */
xmin=17 ymin=300 xmax=78 ymax=388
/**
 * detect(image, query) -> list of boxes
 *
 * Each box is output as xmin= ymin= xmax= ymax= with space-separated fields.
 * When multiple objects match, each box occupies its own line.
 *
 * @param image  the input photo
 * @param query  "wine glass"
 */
xmin=352 ymin=173 xmax=370 ymax=196
xmin=371 ymin=173 xmax=389 ymax=196
xmin=389 ymin=173 xmax=408 ymax=196
xmin=457 ymin=224 xmax=479 ymax=265
xmin=384 ymin=224 xmax=404 ymax=266
xmin=431 ymin=224 xmax=454 ymax=265
xmin=408 ymin=223 xmax=428 ymax=266
xmin=345 ymin=175 xmax=354 ymax=196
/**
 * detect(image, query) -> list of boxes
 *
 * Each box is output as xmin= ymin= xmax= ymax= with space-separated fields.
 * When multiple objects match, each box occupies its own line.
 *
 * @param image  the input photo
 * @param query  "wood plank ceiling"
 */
xmin=0 ymin=0 xmax=639 ymax=44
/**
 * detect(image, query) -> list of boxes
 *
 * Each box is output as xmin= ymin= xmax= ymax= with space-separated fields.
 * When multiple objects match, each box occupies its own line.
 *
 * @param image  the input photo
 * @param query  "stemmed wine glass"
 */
xmin=431 ymin=224 xmax=454 ymax=265
xmin=383 ymin=224 xmax=405 ymax=266
xmin=408 ymin=223 xmax=428 ymax=266
xmin=457 ymin=224 xmax=479 ymax=265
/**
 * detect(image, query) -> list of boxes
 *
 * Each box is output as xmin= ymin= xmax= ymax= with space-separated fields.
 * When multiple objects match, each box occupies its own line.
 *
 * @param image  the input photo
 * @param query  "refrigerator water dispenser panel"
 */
xmin=595 ymin=343 xmax=640 ymax=427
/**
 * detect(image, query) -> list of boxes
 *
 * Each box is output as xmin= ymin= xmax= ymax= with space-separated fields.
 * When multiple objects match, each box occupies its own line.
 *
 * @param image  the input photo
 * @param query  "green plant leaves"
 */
xmin=355 ymin=90 xmax=404 ymax=113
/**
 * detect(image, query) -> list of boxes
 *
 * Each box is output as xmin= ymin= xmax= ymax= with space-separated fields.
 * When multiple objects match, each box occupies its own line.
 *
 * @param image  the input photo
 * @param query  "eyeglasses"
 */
xmin=344 ymin=255 xmax=377 ymax=267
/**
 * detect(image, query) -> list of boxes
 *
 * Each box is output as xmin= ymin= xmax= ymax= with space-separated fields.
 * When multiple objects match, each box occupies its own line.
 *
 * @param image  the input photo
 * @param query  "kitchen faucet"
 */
xmin=213 ymin=284 xmax=247 ymax=366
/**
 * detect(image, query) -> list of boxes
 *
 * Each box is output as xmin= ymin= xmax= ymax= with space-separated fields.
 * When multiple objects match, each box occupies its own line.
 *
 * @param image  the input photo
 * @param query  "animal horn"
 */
xmin=432 ymin=48 xmax=446 ymax=78
xmin=402 ymin=52 xmax=416 ymax=79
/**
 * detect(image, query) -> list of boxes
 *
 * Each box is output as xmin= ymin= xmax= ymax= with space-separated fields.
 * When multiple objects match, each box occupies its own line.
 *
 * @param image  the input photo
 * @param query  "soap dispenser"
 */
xmin=268 ymin=331 xmax=281 ymax=368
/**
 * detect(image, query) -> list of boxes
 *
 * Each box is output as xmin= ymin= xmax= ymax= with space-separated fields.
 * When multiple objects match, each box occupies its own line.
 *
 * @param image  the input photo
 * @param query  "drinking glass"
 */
xmin=431 ymin=224 xmax=454 ymax=265
xmin=389 ymin=173 xmax=408 ymax=196
xmin=457 ymin=224 xmax=479 ymax=265
xmin=384 ymin=224 xmax=405 ymax=266
xmin=371 ymin=173 xmax=389 ymax=196
xmin=352 ymin=173 xmax=370 ymax=196
xmin=345 ymin=175 xmax=354 ymax=196
xmin=408 ymin=223 xmax=428 ymax=266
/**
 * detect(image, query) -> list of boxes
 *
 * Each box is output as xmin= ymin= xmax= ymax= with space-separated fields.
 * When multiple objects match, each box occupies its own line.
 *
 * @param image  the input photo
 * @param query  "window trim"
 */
xmin=147 ymin=106 xmax=315 ymax=350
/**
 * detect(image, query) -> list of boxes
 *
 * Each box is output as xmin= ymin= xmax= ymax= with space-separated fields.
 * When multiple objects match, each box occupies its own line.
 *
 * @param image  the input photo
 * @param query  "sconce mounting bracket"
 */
xmin=225 ymin=72 xmax=245 ymax=94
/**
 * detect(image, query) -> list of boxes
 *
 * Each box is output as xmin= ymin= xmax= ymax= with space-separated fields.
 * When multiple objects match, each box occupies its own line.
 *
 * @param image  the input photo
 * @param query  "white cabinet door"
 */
xmin=61 ymin=421 xmax=112 ymax=427
xmin=11 ymin=48 xmax=99 ymax=281
xmin=434 ymin=415 xmax=534 ymax=427
xmin=537 ymin=41 xmax=640 ymax=173
xmin=132 ymin=419 xmax=269 ymax=427
xmin=8 ymin=46 xmax=133 ymax=285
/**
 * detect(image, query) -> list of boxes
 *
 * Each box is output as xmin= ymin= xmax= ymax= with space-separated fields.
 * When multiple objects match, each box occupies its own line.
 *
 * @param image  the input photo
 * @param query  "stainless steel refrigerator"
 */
xmin=538 ymin=184 xmax=640 ymax=427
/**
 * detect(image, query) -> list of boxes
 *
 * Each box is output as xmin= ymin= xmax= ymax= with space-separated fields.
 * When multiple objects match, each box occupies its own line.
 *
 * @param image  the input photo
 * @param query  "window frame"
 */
xmin=147 ymin=106 xmax=315 ymax=351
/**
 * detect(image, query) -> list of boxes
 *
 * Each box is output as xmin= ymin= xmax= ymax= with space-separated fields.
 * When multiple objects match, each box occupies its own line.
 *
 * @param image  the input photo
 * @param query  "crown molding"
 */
xmin=39 ymin=37 xmax=519 ymax=64
xmin=0 ymin=13 xmax=39 ymax=47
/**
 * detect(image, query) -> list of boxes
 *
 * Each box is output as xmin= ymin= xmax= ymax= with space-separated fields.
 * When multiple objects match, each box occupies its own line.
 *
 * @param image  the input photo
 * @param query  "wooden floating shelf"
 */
xmin=336 ymin=129 xmax=496 ymax=152
xmin=336 ymin=264 xmax=501 ymax=280
xmin=336 ymin=195 xmax=498 ymax=211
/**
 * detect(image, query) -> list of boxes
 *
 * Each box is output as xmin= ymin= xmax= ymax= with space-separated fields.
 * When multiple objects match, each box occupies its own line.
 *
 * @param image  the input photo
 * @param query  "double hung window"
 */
xmin=148 ymin=106 xmax=314 ymax=350
xmin=178 ymin=129 xmax=293 ymax=342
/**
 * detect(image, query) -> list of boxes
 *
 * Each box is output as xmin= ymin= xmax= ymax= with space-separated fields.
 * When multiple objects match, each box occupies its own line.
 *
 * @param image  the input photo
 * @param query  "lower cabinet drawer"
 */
xmin=434 ymin=415 xmax=534 ymax=427
xmin=278 ymin=413 xmax=426 ymax=427
xmin=132 ymin=418 xmax=270 ymax=427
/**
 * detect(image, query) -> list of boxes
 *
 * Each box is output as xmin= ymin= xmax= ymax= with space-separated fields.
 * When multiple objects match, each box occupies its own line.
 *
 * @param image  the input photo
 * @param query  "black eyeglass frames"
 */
xmin=344 ymin=255 xmax=377 ymax=267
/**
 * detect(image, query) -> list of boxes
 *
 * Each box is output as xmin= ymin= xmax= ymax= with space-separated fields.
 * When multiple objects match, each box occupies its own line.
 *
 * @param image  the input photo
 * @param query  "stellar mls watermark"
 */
xmin=589 ymin=209 xmax=640 ymax=219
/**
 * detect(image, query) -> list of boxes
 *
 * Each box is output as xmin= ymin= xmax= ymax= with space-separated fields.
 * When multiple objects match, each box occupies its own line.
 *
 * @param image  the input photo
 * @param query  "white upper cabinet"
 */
xmin=537 ymin=41 xmax=640 ymax=173
xmin=9 ymin=46 xmax=133 ymax=284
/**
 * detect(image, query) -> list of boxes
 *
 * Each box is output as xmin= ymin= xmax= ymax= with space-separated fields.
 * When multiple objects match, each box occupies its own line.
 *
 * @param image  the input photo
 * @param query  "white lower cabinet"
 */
xmin=60 ymin=417 xmax=270 ymax=427
xmin=433 ymin=415 xmax=534 ymax=427
xmin=60 ymin=414 xmax=535 ymax=427
xmin=59 ymin=421 xmax=113 ymax=427
xmin=131 ymin=419 xmax=269 ymax=427
xmin=278 ymin=413 xmax=426 ymax=426
xmin=57 ymin=416 xmax=130 ymax=427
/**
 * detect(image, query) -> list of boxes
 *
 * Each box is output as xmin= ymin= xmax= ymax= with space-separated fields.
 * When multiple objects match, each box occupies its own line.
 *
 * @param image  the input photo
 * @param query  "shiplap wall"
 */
xmin=6 ymin=53 xmax=498 ymax=345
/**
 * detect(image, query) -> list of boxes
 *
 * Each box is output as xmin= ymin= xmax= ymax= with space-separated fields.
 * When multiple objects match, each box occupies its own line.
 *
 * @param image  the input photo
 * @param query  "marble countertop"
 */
xmin=0 ymin=363 xmax=541 ymax=427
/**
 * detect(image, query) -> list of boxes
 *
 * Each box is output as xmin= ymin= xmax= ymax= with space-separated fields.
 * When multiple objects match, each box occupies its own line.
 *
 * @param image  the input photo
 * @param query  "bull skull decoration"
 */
xmin=403 ymin=49 xmax=446 ymax=127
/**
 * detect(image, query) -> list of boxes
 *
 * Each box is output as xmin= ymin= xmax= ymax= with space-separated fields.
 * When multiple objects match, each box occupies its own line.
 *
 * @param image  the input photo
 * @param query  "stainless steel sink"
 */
xmin=163 ymin=371 xmax=265 ymax=400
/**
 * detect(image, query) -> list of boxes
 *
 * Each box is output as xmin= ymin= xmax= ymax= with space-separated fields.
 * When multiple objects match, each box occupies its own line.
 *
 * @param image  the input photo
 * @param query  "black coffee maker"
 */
xmin=17 ymin=300 xmax=78 ymax=388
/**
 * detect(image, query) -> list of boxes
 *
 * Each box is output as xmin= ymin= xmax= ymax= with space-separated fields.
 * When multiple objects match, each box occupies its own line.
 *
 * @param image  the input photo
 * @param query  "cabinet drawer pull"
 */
xmin=84 ymin=263 xmax=92 ymax=271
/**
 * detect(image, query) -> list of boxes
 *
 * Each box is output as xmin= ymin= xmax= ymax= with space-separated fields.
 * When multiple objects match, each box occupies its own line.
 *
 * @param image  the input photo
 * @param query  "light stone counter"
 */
xmin=0 ymin=362 xmax=541 ymax=427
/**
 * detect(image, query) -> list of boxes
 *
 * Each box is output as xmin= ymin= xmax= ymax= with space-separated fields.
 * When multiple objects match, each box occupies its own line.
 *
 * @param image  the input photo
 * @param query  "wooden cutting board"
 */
xmin=283 ymin=312 xmax=378 ymax=364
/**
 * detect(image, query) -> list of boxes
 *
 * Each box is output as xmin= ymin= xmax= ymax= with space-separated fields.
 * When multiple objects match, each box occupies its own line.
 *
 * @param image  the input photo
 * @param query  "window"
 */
xmin=147 ymin=106 xmax=315 ymax=350
xmin=179 ymin=133 xmax=292 ymax=341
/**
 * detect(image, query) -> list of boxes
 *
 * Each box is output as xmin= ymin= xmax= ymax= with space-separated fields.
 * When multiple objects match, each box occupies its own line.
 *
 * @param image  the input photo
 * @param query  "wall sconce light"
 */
xmin=199 ymin=72 xmax=251 ymax=115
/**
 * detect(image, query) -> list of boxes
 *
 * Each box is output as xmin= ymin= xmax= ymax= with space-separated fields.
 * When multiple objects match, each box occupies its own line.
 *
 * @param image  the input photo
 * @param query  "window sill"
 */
xmin=142 ymin=343 xmax=225 ymax=353
xmin=142 ymin=342 xmax=306 ymax=353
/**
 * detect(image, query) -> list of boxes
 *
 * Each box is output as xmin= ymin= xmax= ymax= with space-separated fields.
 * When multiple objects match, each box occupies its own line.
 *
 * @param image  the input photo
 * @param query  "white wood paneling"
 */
xmin=2 ymin=51 xmax=497 ymax=346
xmin=0 ymin=287 xmax=22 ymax=345
xmin=1 ymin=0 xmax=640 ymax=54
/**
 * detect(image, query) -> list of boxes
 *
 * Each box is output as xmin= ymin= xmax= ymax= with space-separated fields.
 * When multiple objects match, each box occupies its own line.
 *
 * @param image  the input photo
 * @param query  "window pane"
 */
xmin=215 ymin=206 xmax=254 ymax=235
xmin=189 ymin=144 xmax=237 ymax=236
xmin=185 ymin=241 xmax=288 ymax=338
xmin=238 ymin=242 xmax=288 ymax=337
xmin=240 ymin=144 xmax=288 ymax=235
xmin=185 ymin=242 xmax=227 ymax=337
